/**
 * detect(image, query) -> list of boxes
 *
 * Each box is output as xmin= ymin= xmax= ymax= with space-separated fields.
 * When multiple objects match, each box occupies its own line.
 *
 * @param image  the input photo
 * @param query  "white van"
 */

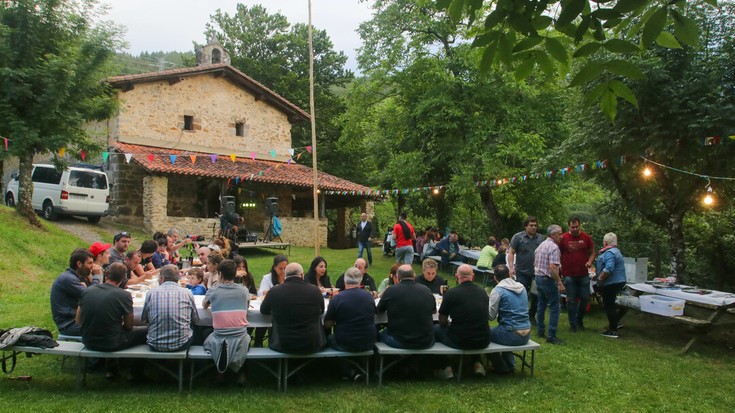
xmin=5 ymin=164 xmax=110 ymax=223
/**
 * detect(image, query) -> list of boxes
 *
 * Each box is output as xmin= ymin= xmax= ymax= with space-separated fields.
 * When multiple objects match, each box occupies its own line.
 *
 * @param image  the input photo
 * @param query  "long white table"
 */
xmin=131 ymin=290 xmax=442 ymax=327
xmin=627 ymin=283 xmax=735 ymax=307
xmin=458 ymin=249 xmax=481 ymax=262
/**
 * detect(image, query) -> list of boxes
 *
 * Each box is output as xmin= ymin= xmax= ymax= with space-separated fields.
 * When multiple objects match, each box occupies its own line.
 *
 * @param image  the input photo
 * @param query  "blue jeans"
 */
xmin=358 ymin=240 xmax=373 ymax=265
xmin=489 ymin=326 xmax=530 ymax=373
xmin=535 ymin=276 xmax=560 ymax=339
xmin=516 ymin=272 xmax=538 ymax=319
xmin=395 ymin=246 xmax=414 ymax=264
xmin=563 ymin=276 xmax=590 ymax=328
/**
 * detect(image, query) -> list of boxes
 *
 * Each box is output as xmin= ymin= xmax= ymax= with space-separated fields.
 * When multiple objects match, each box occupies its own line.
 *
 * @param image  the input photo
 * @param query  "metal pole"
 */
xmin=308 ymin=0 xmax=320 ymax=255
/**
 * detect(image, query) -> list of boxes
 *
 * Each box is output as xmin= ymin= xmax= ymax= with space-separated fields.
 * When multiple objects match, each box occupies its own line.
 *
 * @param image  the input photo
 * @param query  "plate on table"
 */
xmin=682 ymin=288 xmax=711 ymax=295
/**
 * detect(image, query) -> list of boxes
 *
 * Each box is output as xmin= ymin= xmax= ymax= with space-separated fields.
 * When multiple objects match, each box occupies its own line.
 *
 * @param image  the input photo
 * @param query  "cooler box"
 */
xmin=639 ymin=295 xmax=685 ymax=317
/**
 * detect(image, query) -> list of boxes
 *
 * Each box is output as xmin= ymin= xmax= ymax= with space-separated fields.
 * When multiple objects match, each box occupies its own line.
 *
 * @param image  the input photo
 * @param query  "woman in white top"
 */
xmin=257 ymin=254 xmax=289 ymax=297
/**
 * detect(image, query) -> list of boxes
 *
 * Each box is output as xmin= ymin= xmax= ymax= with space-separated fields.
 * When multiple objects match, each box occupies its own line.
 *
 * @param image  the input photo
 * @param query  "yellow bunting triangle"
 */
xmin=58 ymin=147 xmax=65 ymax=157
xmin=230 ymin=153 xmax=236 ymax=163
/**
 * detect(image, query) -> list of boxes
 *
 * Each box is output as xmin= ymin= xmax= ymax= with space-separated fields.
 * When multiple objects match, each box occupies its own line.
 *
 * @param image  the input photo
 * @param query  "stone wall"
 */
xmin=113 ymin=75 xmax=294 ymax=162
xmin=107 ymin=154 xmax=147 ymax=226
xmin=280 ymin=217 xmax=328 ymax=247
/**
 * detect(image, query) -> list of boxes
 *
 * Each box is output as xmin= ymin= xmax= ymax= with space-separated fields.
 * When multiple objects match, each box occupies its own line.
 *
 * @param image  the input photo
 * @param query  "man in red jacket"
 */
xmin=560 ymin=217 xmax=595 ymax=332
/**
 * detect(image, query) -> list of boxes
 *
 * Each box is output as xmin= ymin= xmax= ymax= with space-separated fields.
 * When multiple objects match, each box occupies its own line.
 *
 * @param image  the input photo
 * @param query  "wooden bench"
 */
xmin=78 ymin=345 xmax=188 ymax=393
xmin=374 ymin=340 xmax=540 ymax=386
xmin=188 ymin=346 xmax=373 ymax=392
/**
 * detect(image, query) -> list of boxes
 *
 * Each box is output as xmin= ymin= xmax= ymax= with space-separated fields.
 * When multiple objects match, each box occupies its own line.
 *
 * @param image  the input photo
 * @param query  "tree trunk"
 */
xmin=17 ymin=152 xmax=42 ymax=227
xmin=479 ymin=186 xmax=507 ymax=237
xmin=667 ymin=211 xmax=686 ymax=283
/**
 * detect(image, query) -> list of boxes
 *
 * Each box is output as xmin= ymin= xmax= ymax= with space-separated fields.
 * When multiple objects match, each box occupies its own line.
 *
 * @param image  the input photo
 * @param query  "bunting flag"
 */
xmin=288 ymin=148 xmax=295 ymax=156
xmin=250 ymin=152 xmax=256 ymax=161
xmin=102 ymin=152 xmax=109 ymax=162
xmin=124 ymin=153 xmax=133 ymax=163
xmin=80 ymin=150 xmax=86 ymax=161
xmin=306 ymin=146 xmax=312 ymax=154
xmin=297 ymin=152 xmax=302 ymax=160
xmin=287 ymin=158 xmax=291 ymax=165
xmin=58 ymin=148 xmax=66 ymax=157
xmin=210 ymin=154 xmax=217 ymax=163
xmin=189 ymin=155 xmax=197 ymax=164
xmin=147 ymin=154 xmax=155 ymax=163
xmin=227 ymin=178 xmax=231 ymax=186
xmin=169 ymin=155 xmax=177 ymax=165
xmin=269 ymin=150 xmax=277 ymax=157
xmin=3 ymin=138 xmax=7 ymax=151
xmin=229 ymin=153 xmax=236 ymax=163
xmin=235 ymin=177 xmax=240 ymax=185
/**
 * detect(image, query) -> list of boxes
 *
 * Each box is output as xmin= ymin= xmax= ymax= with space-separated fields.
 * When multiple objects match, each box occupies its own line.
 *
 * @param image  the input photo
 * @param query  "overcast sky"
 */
xmin=103 ymin=0 xmax=373 ymax=72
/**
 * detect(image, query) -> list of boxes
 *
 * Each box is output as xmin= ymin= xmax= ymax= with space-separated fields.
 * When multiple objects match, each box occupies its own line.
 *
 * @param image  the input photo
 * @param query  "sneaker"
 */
xmin=601 ymin=330 xmax=619 ymax=339
xmin=546 ymin=337 xmax=564 ymax=345
xmin=616 ymin=324 xmax=624 ymax=330
xmin=352 ymin=373 xmax=365 ymax=383
xmin=473 ymin=362 xmax=486 ymax=377
xmin=433 ymin=366 xmax=454 ymax=380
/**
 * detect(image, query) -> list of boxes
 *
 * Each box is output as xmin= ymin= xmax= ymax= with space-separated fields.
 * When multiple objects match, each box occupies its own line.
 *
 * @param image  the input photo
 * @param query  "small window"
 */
xmin=235 ymin=122 xmax=245 ymax=137
xmin=212 ymin=48 xmax=221 ymax=64
xmin=184 ymin=115 xmax=194 ymax=131
xmin=69 ymin=170 xmax=108 ymax=189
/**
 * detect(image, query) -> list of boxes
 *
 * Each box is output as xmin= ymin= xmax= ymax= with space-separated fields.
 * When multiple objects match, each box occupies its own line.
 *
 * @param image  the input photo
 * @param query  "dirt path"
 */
xmin=50 ymin=216 xmax=120 ymax=245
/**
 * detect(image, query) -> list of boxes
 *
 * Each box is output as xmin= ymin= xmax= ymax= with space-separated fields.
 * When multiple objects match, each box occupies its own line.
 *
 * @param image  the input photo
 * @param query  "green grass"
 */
xmin=2 ymin=205 xmax=735 ymax=412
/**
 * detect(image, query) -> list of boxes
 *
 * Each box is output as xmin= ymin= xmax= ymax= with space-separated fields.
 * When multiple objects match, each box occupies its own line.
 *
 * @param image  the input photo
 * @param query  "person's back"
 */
xmin=51 ymin=249 xmax=96 ymax=336
xmin=142 ymin=265 xmax=198 ymax=351
xmin=477 ymin=242 xmax=498 ymax=269
xmin=377 ymin=265 xmax=435 ymax=349
xmin=79 ymin=283 xmax=133 ymax=351
xmin=440 ymin=280 xmax=490 ymax=349
xmin=324 ymin=271 xmax=376 ymax=352
xmin=261 ymin=263 xmax=325 ymax=354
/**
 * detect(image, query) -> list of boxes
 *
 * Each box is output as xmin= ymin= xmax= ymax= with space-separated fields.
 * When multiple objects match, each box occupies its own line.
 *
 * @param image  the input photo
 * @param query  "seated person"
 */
xmin=335 ymin=258 xmax=378 ymax=297
xmin=415 ymin=258 xmax=447 ymax=294
xmin=487 ymin=264 xmax=531 ymax=374
xmin=186 ymin=267 xmax=207 ymax=295
xmin=260 ymin=262 xmax=325 ymax=354
xmin=120 ymin=251 xmax=152 ymax=287
xmin=203 ymin=259 xmax=250 ymax=385
xmin=142 ymin=264 xmax=198 ymax=352
xmin=491 ymin=243 xmax=507 ymax=267
xmin=434 ymin=231 xmax=466 ymax=267
xmin=377 ymin=263 xmax=401 ymax=295
xmin=476 ymin=236 xmax=499 ymax=269
xmin=51 ymin=249 xmax=97 ymax=336
xmin=89 ymin=242 xmax=110 ymax=283
xmin=324 ymin=267 xmax=377 ymax=352
xmin=253 ymin=255 xmax=288 ymax=348
xmin=376 ymin=265 xmax=436 ymax=349
xmin=204 ymin=250 xmax=225 ymax=290
xmin=139 ymin=240 xmax=159 ymax=273
xmin=233 ymin=255 xmax=257 ymax=296
xmin=304 ymin=256 xmax=333 ymax=293
xmin=76 ymin=262 xmax=147 ymax=352
xmin=434 ymin=264 xmax=491 ymax=378
xmin=151 ymin=237 xmax=170 ymax=269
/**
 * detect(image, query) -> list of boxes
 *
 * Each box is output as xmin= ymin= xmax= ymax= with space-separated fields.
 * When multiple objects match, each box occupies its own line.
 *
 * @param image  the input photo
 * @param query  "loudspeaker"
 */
xmin=265 ymin=197 xmax=279 ymax=215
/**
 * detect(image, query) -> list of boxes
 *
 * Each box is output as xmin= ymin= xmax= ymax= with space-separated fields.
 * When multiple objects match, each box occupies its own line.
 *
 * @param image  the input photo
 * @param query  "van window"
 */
xmin=31 ymin=167 xmax=62 ymax=184
xmin=69 ymin=170 xmax=108 ymax=189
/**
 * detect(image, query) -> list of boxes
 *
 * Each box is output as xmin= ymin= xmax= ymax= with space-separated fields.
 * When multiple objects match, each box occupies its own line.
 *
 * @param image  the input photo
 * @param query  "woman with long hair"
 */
xmin=305 ymin=256 xmax=332 ymax=292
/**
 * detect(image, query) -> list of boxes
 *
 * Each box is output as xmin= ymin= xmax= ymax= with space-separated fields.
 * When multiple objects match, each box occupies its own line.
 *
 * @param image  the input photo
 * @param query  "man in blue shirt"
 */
xmin=142 ymin=264 xmax=199 ymax=351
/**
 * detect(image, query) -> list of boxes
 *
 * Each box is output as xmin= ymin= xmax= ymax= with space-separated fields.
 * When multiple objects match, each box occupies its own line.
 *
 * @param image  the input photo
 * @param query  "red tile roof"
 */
xmin=107 ymin=63 xmax=310 ymax=123
xmin=111 ymin=142 xmax=372 ymax=194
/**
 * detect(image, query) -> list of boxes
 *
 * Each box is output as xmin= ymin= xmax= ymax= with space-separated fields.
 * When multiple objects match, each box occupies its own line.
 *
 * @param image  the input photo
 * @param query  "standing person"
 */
xmin=304 ymin=256 xmax=333 ymax=293
xmin=260 ymin=262 xmax=326 ymax=354
xmin=508 ymin=217 xmax=544 ymax=322
xmin=142 ymin=264 xmax=198 ymax=352
xmin=596 ymin=233 xmax=627 ymax=339
xmin=488 ymin=264 xmax=531 ymax=374
xmin=560 ymin=217 xmax=596 ymax=332
xmin=377 ymin=265 xmax=436 ymax=349
xmin=202 ymin=259 xmax=250 ymax=385
xmin=50 ymin=249 xmax=97 ymax=336
xmin=392 ymin=212 xmax=416 ymax=264
xmin=356 ymin=212 xmax=374 ymax=267
xmin=434 ymin=264 xmax=491 ymax=378
xmin=533 ymin=225 xmax=565 ymax=344
xmin=415 ymin=258 xmax=447 ymax=294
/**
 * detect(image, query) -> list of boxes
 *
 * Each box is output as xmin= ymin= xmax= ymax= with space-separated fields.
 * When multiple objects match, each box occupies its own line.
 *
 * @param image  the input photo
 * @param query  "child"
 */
xmin=186 ymin=267 xmax=207 ymax=295
xmin=233 ymin=254 xmax=257 ymax=296
xmin=152 ymin=237 xmax=170 ymax=269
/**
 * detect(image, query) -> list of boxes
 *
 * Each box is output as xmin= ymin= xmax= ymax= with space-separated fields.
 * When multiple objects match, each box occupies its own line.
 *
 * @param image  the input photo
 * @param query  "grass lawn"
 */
xmin=1 ymin=205 xmax=735 ymax=412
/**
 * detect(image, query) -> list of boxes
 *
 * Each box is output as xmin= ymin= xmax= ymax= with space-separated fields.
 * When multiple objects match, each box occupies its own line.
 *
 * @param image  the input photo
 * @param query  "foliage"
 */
xmin=113 ymin=50 xmax=195 ymax=75
xmin=562 ymin=2 xmax=735 ymax=280
xmin=437 ymin=0 xmax=718 ymax=120
xmin=0 ymin=0 xmax=122 ymax=225
xmin=204 ymin=4 xmax=359 ymax=180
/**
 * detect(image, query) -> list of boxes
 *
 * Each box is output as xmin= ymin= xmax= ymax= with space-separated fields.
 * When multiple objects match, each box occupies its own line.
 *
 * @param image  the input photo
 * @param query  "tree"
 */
xmin=204 ymin=4 xmax=357 ymax=179
xmin=563 ymin=2 xmax=735 ymax=281
xmin=436 ymin=0 xmax=718 ymax=120
xmin=0 ymin=0 xmax=121 ymax=226
xmin=345 ymin=0 xmax=571 ymax=237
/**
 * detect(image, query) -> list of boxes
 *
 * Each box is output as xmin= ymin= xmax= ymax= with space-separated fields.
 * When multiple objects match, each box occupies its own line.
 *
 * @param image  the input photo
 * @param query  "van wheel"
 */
xmin=87 ymin=216 xmax=101 ymax=224
xmin=4 ymin=193 xmax=15 ymax=207
xmin=43 ymin=201 xmax=58 ymax=221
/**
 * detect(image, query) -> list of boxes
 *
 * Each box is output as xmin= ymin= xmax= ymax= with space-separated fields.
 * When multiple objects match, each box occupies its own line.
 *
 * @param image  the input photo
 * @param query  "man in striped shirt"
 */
xmin=533 ymin=224 xmax=566 ymax=345
xmin=142 ymin=264 xmax=199 ymax=351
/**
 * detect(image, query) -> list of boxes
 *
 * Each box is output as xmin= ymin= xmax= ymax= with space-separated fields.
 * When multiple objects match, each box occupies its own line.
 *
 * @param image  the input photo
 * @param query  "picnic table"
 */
xmin=458 ymin=248 xmax=480 ymax=263
xmin=618 ymin=283 xmax=735 ymax=353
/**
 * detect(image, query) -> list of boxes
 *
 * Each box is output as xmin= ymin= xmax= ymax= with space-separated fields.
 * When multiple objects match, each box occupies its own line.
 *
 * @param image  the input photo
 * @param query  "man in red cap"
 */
xmin=89 ymin=241 xmax=111 ymax=281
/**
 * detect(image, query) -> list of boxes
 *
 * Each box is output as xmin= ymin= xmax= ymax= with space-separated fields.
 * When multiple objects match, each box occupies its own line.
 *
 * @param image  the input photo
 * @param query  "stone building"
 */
xmin=101 ymin=43 xmax=372 ymax=247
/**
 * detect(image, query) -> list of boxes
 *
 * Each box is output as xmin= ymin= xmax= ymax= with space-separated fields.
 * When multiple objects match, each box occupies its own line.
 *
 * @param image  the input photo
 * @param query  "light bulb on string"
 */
xmin=643 ymin=166 xmax=652 ymax=177
xmin=703 ymin=185 xmax=714 ymax=206
xmin=432 ymin=188 xmax=440 ymax=195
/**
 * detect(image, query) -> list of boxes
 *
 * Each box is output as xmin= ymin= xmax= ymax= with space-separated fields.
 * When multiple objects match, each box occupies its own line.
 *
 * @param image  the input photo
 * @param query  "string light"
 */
xmin=643 ymin=166 xmax=652 ymax=177
xmin=703 ymin=181 xmax=714 ymax=206
xmin=433 ymin=188 xmax=440 ymax=195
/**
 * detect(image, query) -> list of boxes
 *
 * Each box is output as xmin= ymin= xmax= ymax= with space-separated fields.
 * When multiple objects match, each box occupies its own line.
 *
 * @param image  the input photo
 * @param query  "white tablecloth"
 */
xmin=458 ymin=249 xmax=480 ymax=261
xmin=628 ymin=283 xmax=735 ymax=307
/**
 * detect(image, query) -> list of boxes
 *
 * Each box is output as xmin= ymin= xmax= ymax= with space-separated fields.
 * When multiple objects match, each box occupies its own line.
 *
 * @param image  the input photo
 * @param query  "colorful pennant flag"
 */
xmin=58 ymin=148 xmax=66 ymax=157
xmin=124 ymin=153 xmax=132 ymax=163
xmin=306 ymin=146 xmax=312 ymax=154
xmin=147 ymin=154 xmax=155 ymax=163
xmin=210 ymin=154 xmax=217 ymax=163
xmin=189 ymin=155 xmax=197 ymax=164
xmin=269 ymin=150 xmax=276 ymax=157
xmin=169 ymin=155 xmax=177 ymax=165
xmin=80 ymin=150 xmax=86 ymax=161
xmin=102 ymin=152 xmax=109 ymax=162
xmin=229 ymin=153 xmax=236 ymax=163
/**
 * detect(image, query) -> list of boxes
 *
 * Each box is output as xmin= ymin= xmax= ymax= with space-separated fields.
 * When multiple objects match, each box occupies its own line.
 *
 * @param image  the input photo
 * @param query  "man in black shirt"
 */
xmin=76 ymin=262 xmax=147 ymax=352
xmin=434 ymin=264 xmax=491 ymax=378
xmin=260 ymin=262 xmax=326 ymax=354
xmin=335 ymin=258 xmax=378 ymax=297
xmin=415 ymin=258 xmax=447 ymax=294
xmin=377 ymin=265 xmax=435 ymax=349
